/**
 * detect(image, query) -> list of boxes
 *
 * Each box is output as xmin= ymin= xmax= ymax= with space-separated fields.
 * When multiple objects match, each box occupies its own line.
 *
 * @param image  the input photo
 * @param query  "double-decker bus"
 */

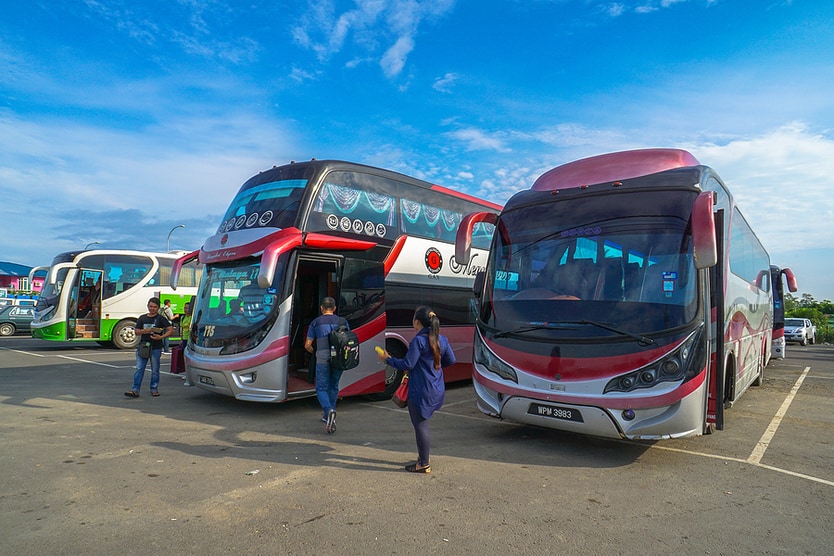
xmin=456 ymin=148 xmax=784 ymax=440
xmin=30 ymin=250 xmax=201 ymax=349
xmin=173 ymin=160 xmax=500 ymax=402
xmin=769 ymin=265 xmax=798 ymax=359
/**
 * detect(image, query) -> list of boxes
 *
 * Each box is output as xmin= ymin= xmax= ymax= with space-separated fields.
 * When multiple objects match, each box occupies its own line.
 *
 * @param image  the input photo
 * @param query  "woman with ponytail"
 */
xmin=378 ymin=306 xmax=456 ymax=473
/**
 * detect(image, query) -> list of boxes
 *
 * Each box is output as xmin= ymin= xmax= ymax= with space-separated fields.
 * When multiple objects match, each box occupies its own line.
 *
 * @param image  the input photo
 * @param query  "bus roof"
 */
xmin=531 ymin=148 xmax=701 ymax=192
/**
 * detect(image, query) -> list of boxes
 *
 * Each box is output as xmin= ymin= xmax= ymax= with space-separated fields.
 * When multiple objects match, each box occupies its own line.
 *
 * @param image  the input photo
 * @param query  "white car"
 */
xmin=784 ymin=318 xmax=816 ymax=346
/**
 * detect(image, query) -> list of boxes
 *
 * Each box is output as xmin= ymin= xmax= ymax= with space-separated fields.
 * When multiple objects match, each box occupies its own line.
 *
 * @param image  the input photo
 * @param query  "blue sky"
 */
xmin=1 ymin=0 xmax=833 ymax=301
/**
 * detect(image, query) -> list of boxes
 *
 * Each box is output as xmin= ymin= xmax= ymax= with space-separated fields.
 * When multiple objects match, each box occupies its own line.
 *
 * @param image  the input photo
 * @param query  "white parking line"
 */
xmin=748 ymin=366 xmax=810 ymax=465
xmin=55 ymin=354 xmax=123 ymax=368
xmin=0 ymin=346 xmax=46 ymax=357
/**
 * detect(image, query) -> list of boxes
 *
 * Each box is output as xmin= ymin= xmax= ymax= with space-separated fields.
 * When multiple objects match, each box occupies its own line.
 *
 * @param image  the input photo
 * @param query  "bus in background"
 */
xmin=173 ymin=160 xmax=499 ymax=402
xmin=456 ymin=148 xmax=778 ymax=440
xmin=769 ymin=265 xmax=798 ymax=359
xmin=30 ymin=250 xmax=201 ymax=349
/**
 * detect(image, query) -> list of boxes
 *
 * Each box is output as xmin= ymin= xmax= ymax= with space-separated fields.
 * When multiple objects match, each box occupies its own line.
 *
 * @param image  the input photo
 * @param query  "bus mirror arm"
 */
xmin=456 ymin=212 xmax=498 ymax=265
xmin=259 ymin=232 xmax=304 ymax=288
xmin=473 ymin=271 xmax=485 ymax=298
xmin=691 ymin=192 xmax=718 ymax=269
xmin=171 ymin=249 xmax=200 ymax=290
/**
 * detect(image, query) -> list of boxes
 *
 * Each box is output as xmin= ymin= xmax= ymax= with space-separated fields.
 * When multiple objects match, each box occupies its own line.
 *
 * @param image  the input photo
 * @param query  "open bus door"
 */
xmin=70 ymin=269 xmax=103 ymax=339
xmin=288 ymin=252 xmax=386 ymax=397
xmin=289 ymin=255 xmax=343 ymax=393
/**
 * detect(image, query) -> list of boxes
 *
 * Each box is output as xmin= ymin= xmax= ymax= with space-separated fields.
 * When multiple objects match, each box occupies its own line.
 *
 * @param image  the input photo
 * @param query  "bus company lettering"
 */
xmin=204 ymin=249 xmax=238 ymax=262
xmin=450 ymin=252 xmax=486 ymax=277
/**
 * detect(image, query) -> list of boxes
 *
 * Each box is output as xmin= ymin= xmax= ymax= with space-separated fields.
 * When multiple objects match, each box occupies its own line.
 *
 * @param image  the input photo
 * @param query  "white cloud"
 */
xmin=446 ymin=127 xmax=512 ymax=153
xmin=381 ymin=35 xmax=415 ymax=78
xmin=686 ymin=122 xmax=834 ymax=255
xmin=433 ymin=72 xmax=458 ymax=93
xmin=294 ymin=0 xmax=455 ymax=79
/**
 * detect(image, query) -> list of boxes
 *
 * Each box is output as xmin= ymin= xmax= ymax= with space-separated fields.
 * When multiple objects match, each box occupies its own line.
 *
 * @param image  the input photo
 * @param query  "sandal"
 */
xmin=405 ymin=463 xmax=431 ymax=474
xmin=124 ymin=391 xmax=139 ymax=398
xmin=151 ymin=391 xmax=160 ymax=397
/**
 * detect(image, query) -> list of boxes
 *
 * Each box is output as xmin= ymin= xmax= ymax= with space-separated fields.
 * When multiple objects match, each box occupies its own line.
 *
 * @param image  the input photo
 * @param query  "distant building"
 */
xmin=0 ymin=261 xmax=44 ymax=293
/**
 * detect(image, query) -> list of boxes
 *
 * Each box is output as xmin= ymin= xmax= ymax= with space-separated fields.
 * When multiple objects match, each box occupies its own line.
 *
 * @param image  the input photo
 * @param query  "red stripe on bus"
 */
xmin=185 ymin=335 xmax=291 ymax=372
xmin=384 ymin=235 xmax=407 ymax=277
xmin=475 ymin=365 xmax=706 ymax=410
xmin=487 ymin=338 xmax=683 ymax=381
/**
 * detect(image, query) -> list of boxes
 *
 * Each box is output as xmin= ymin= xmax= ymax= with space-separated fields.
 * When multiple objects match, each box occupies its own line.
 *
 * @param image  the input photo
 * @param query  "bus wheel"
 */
xmin=112 ymin=320 xmax=139 ymax=350
xmin=363 ymin=340 xmax=407 ymax=401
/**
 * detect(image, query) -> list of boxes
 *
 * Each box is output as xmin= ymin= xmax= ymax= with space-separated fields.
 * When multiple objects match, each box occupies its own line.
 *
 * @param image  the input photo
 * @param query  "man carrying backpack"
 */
xmin=305 ymin=297 xmax=349 ymax=433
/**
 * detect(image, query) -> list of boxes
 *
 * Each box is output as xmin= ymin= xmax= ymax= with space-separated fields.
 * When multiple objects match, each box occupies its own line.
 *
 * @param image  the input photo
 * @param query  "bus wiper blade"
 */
xmin=553 ymin=320 xmax=656 ymax=346
xmin=493 ymin=322 xmax=577 ymax=338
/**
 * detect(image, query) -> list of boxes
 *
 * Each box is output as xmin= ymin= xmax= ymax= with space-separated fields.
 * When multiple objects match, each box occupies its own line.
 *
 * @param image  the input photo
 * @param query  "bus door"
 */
xmin=70 ymin=269 xmax=103 ymax=339
xmin=288 ymin=256 xmax=342 ymax=389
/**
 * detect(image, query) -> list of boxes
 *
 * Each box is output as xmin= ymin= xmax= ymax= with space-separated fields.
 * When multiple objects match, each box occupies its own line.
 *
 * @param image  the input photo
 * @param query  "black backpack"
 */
xmin=328 ymin=318 xmax=360 ymax=371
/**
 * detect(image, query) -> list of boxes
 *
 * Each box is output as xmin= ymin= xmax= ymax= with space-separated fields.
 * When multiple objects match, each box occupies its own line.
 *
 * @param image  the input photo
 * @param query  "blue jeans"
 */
xmin=132 ymin=348 xmax=162 ymax=392
xmin=315 ymin=362 xmax=343 ymax=414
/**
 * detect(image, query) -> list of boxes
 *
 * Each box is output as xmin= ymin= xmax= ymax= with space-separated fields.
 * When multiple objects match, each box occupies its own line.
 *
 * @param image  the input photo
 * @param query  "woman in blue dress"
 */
xmin=378 ymin=306 xmax=456 ymax=473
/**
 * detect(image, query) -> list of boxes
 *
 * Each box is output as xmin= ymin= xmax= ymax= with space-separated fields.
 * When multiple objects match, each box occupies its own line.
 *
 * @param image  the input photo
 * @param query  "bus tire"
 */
xmin=0 ymin=323 xmax=15 ymax=336
xmin=363 ymin=340 xmax=407 ymax=401
xmin=112 ymin=319 xmax=139 ymax=350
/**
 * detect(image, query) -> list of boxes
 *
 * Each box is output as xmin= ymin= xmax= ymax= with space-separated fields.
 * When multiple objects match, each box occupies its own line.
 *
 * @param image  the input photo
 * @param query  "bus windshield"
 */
xmin=483 ymin=195 xmax=699 ymax=339
xmin=192 ymin=259 xmax=286 ymax=352
xmin=36 ymin=267 xmax=69 ymax=315
xmin=217 ymin=178 xmax=308 ymax=234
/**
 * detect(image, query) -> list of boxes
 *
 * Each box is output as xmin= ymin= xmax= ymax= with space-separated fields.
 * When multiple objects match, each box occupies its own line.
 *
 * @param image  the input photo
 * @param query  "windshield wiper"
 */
xmin=493 ymin=322 xmax=578 ymax=338
xmin=494 ymin=320 xmax=656 ymax=346
xmin=553 ymin=320 xmax=656 ymax=346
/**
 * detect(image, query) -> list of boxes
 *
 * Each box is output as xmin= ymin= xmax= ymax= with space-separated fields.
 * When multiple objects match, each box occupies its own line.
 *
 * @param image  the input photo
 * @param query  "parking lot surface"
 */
xmin=1 ymin=337 xmax=832 ymax=554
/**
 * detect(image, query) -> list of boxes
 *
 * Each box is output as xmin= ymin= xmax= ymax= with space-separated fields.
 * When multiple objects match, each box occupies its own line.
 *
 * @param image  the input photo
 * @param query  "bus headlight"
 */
xmin=475 ymin=332 xmax=518 ymax=383
xmin=604 ymin=326 xmax=704 ymax=394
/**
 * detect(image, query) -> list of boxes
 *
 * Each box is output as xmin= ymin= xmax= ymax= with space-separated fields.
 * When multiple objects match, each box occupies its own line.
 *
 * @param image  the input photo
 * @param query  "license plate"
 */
xmin=199 ymin=375 xmax=215 ymax=386
xmin=527 ymin=402 xmax=583 ymax=422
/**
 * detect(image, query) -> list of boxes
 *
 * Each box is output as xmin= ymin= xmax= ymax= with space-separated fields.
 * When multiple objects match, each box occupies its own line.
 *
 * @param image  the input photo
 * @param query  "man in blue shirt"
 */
xmin=304 ymin=297 xmax=347 ymax=433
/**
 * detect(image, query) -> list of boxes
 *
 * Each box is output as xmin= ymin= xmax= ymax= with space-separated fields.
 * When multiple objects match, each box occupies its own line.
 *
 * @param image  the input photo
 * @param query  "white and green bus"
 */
xmin=30 ymin=249 xmax=201 ymax=349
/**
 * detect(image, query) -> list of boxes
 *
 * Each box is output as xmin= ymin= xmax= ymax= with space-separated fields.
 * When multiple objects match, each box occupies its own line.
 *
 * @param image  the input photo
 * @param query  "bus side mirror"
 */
xmin=692 ymin=191 xmax=717 ymax=269
xmin=171 ymin=249 xmax=200 ymax=290
xmin=456 ymin=212 xmax=498 ymax=265
xmin=782 ymin=267 xmax=798 ymax=292
xmin=473 ymin=271 xmax=485 ymax=298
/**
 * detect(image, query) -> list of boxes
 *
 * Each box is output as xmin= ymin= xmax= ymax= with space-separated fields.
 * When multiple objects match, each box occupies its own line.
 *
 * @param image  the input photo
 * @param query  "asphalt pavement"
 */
xmin=1 ymin=337 xmax=832 ymax=555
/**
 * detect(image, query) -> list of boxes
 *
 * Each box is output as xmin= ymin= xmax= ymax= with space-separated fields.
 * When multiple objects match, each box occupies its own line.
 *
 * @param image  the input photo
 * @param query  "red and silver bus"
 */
xmin=456 ymin=148 xmax=787 ymax=440
xmin=174 ymin=160 xmax=500 ymax=402
xmin=769 ymin=265 xmax=798 ymax=359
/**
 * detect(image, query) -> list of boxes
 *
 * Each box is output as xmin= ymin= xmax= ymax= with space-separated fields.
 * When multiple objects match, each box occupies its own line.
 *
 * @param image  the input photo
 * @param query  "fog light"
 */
xmin=622 ymin=409 xmax=635 ymax=421
xmin=240 ymin=372 xmax=257 ymax=384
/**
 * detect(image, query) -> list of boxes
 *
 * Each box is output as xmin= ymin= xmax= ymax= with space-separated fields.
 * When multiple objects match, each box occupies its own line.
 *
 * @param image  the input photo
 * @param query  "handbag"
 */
xmin=392 ymin=373 xmax=408 ymax=408
xmin=137 ymin=341 xmax=152 ymax=359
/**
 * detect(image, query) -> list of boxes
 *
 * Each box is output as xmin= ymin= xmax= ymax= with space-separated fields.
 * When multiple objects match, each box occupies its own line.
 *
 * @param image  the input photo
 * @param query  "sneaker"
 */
xmin=325 ymin=409 xmax=336 ymax=434
xmin=320 ymin=414 xmax=327 ymax=423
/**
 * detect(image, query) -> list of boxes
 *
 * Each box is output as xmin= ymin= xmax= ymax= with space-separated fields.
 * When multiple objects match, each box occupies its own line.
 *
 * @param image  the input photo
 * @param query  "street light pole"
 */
xmin=84 ymin=241 xmax=101 ymax=250
xmin=166 ymin=224 xmax=186 ymax=252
